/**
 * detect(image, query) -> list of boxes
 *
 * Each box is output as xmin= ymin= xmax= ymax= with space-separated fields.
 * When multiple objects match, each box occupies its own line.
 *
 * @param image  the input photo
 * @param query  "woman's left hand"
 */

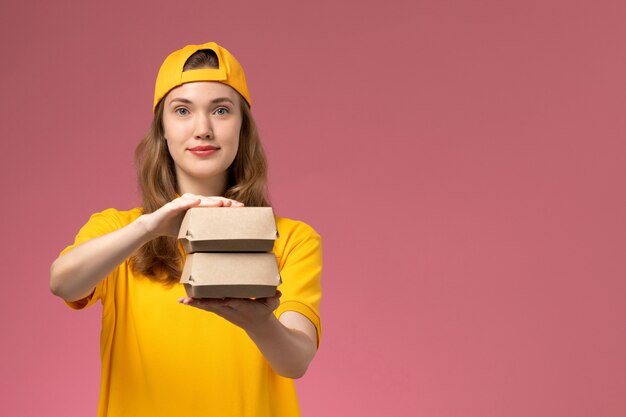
xmin=177 ymin=291 xmax=281 ymax=331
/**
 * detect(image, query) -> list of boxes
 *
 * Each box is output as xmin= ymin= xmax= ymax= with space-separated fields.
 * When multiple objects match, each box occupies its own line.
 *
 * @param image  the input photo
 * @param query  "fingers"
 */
xmin=178 ymin=297 xmax=237 ymax=319
xmin=171 ymin=195 xmax=202 ymax=210
xmin=262 ymin=291 xmax=282 ymax=311
xmin=179 ymin=193 xmax=244 ymax=207
xmin=146 ymin=194 xmax=243 ymax=238
xmin=178 ymin=296 xmax=237 ymax=310
xmin=178 ymin=295 xmax=281 ymax=331
xmin=178 ymin=292 xmax=280 ymax=306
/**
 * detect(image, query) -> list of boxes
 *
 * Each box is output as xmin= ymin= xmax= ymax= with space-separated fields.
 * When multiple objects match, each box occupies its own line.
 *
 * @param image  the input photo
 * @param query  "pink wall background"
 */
xmin=1 ymin=0 xmax=624 ymax=416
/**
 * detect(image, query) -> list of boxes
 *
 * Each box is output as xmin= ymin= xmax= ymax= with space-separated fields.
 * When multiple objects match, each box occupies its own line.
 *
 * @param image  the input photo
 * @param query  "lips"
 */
xmin=188 ymin=145 xmax=219 ymax=151
xmin=188 ymin=145 xmax=220 ymax=157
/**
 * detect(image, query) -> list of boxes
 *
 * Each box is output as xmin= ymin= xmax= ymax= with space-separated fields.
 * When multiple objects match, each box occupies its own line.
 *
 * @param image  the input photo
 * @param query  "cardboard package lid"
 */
xmin=178 ymin=207 xmax=278 ymax=253
xmin=180 ymin=252 xmax=281 ymax=299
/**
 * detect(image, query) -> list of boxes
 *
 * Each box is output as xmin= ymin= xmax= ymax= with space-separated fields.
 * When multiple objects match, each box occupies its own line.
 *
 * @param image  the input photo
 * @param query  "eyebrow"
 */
xmin=168 ymin=97 xmax=235 ymax=105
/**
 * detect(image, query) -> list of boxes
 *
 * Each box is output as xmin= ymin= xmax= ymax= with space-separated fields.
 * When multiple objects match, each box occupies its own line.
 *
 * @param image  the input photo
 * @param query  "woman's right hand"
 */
xmin=50 ymin=193 xmax=243 ymax=302
xmin=138 ymin=193 xmax=244 ymax=238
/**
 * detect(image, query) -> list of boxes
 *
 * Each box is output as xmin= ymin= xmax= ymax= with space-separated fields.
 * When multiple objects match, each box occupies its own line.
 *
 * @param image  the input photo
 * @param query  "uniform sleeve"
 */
xmin=274 ymin=222 xmax=323 ymax=347
xmin=58 ymin=208 xmax=126 ymax=310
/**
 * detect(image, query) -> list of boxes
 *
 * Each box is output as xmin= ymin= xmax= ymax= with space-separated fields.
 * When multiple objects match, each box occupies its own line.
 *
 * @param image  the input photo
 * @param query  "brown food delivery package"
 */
xmin=180 ymin=252 xmax=281 ymax=299
xmin=178 ymin=207 xmax=281 ymax=298
xmin=178 ymin=207 xmax=278 ymax=253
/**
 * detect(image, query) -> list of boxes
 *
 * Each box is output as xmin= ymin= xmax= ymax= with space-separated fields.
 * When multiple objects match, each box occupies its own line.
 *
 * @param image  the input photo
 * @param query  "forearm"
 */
xmin=245 ymin=314 xmax=317 ymax=379
xmin=49 ymin=216 xmax=153 ymax=302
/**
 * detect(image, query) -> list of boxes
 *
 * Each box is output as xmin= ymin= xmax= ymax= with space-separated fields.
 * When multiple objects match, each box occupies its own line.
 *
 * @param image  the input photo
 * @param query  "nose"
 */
xmin=194 ymin=114 xmax=213 ymax=139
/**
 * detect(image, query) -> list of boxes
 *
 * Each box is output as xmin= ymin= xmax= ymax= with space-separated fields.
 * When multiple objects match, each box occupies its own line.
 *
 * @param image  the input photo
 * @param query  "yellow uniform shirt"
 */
xmin=60 ymin=208 xmax=322 ymax=417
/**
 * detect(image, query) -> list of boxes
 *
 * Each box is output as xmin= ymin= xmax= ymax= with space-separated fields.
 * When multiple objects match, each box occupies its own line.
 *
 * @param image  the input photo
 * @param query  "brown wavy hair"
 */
xmin=131 ymin=50 xmax=270 ymax=283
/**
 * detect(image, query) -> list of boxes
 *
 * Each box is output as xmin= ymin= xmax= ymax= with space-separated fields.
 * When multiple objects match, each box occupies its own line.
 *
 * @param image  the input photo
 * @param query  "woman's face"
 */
xmin=162 ymin=81 xmax=242 ymax=191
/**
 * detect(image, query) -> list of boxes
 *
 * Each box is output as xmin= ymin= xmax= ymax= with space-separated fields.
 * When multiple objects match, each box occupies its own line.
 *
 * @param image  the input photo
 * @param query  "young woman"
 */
xmin=50 ymin=42 xmax=322 ymax=417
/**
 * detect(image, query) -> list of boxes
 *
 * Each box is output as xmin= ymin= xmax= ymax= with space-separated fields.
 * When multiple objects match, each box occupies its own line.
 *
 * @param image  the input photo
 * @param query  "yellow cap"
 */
xmin=153 ymin=42 xmax=251 ymax=111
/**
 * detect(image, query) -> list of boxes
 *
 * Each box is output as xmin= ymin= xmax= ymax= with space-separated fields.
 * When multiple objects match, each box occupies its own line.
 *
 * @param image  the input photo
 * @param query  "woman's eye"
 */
xmin=214 ymin=107 xmax=229 ymax=116
xmin=175 ymin=108 xmax=189 ymax=116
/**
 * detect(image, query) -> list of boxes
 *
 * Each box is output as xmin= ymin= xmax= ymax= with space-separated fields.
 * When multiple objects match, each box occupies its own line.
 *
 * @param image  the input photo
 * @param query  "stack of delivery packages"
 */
xmin=178 ymin=207 xmax=281 ymax=298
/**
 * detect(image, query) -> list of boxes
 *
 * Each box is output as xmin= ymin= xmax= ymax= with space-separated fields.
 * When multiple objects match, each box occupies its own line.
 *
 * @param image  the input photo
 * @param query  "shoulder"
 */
xmin=73 ymin=207 xmax=144 ymax=239
xmin=275 ymin=216 xmax=321 ymax=243
xmin=84 ymin=207 xmax=144 ymax=228
xmin=274 ymin=215 xmax=322 ymax=259
xmin=60 ymin=207 xmax=144 ymax=257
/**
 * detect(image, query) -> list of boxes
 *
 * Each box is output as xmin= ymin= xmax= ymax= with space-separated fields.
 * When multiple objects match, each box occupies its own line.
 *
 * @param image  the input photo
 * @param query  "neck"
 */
xmin=176 ymin=173 xmax=228 ymax=197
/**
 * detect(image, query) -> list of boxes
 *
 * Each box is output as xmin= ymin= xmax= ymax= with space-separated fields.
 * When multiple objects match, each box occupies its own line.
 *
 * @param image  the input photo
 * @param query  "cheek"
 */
xmin=164 ymin=139 xmax=175 ymax=158
xmin=163 ymin=115 xmax=190 ymax=141
xmin=219 ymin=119 xmax=241 ymax=149
xmin=163 ymin=125 xmax=180 ymax=141
xmin=223 ymin=136 xmax=240 ymax=162
xmin=229 ymin=129 xmax=241 ymax=157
